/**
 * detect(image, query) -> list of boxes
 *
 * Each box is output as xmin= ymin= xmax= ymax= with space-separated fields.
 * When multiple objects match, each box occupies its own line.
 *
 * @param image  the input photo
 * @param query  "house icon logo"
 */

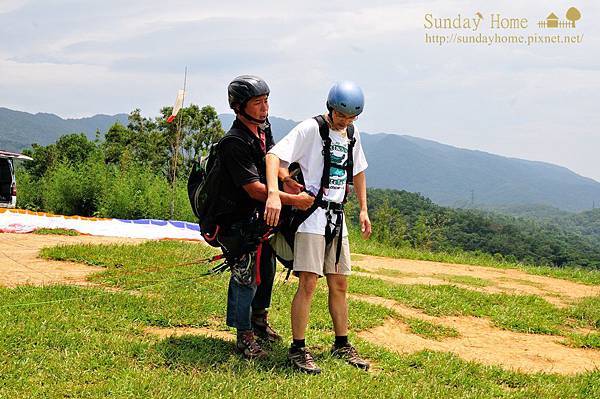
xmin=538 ymin=7 xmax=581 ymax=28
xmin=546 ymin=12 xmax=559 ymax=28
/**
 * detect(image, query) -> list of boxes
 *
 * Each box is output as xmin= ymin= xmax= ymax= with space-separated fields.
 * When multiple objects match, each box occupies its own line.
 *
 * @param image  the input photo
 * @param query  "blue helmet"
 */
xmin=327 ymin=81 xmax=364 ymax=116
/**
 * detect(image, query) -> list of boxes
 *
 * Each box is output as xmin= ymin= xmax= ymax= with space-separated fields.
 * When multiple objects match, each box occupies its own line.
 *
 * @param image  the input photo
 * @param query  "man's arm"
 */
xmin=279 ymin=167 xmax=303 ymax=194
xmin=264 ymin=153 xmax=283 ymax=226
xmin=353 ymin=171 xmax=372 ymax=239
xmin=242 ymin=181 xmax=312 ymax=209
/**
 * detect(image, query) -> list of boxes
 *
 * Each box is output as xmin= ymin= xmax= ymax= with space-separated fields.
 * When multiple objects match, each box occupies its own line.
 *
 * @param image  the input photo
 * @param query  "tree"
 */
xmin=102 ymin=110 xmax=168 ymax=175
xmin=372 ymin=199 xmax=407 ymax=246
xmin=127 ymin=109 xmax=166 ymax=174
xmin=22 ymin=143 xmax=57 ymax=179
xmin=22 ymin=133 xmax=98 ymax=179
xmin=103 ymin=122 xmax=132 ymax=165
xmin=182 ymin=105 xmax=224 ymax=171
xmin=157 ymin=104 xmax=224 ymax=182
xmin=54 ymin=133 xmax=98 ymax=165
xmin=566 ymin=7 xmax=581 ymax=27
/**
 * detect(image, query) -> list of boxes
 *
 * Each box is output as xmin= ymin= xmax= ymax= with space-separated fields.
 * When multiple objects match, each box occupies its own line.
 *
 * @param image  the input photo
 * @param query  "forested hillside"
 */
xmin=13 ymin=106 xmax=600 ymax=269
xmin=3 ymin=107 xmax=599 ymax=212
xmin=346 ymin=189 xmax=600 ymax=268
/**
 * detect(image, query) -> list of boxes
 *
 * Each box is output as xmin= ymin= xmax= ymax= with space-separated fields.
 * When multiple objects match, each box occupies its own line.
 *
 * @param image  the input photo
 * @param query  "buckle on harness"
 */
xmin=318 ymin=200 xmax=343 ymax=211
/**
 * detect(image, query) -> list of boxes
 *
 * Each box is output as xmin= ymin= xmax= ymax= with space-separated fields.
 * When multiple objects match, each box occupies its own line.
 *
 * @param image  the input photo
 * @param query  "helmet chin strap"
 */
xmin=238 ymin=102 xmax=267 ymax=124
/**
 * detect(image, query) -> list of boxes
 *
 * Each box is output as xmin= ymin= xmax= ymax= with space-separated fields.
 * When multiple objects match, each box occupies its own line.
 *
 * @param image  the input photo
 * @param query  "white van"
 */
xmin=0 ymin=150 xmax=33 ymax=208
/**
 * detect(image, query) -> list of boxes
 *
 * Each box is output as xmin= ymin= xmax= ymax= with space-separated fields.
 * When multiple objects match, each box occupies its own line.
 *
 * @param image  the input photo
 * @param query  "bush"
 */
xmin=41 ymin=155 xmax=108 ymax=216
xmin=96 ymin=164 xmax=195 ymax=221
xmin=15 ymin=167 xmax=42 ymax=211
xmin=17 ymin=153 xmax=196 ymax=222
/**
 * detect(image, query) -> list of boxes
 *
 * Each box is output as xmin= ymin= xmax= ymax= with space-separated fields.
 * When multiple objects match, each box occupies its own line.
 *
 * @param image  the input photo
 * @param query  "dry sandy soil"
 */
xmin=2 ymin=233 xmax=599 ymax=375
xmin=355 ymin=294 xmax=600 ymax=375
xmin=0 ymin=233 xmax=146 ymax=287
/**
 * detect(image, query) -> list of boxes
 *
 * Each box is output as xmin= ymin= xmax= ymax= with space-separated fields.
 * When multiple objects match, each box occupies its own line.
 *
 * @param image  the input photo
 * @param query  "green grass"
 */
xmin=1 ymin=240 xmax=598 ymax=397
xmin=349 ymin=229 xmax=600 ymax=285
xmin=565 ymin=332 xmax=600 ymax=349
xmin=565 ymin=297 xmax=600 ymax=330
xmin=404 ymin=318 xmax=460 ymax=340
xmin=349 ymin=275 xmax=566 ymax=335
xmin=33 ymin=227 xmax=81 ymax=236
xmin=40 ymin=241 xmax=396 ymax=332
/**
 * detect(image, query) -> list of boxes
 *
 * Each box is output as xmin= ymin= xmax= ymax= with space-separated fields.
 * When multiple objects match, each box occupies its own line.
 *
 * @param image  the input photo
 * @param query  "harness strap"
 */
xmin=254 ymin=227 xmax=274 ymax=286
xmin=202 ymin=225 xmax=221 ymax=243
xmin=323 ymin=206 xmax=345 ymax=268
xmin=255 ymin=242 xmax=262 ymax=285
xmin=314 ymin=115 xmax=332 ymax=191
xmin=345 ymin=124 xmax=356 ymax=189
xmin=335 ymin=212 xmax=344 ymax=272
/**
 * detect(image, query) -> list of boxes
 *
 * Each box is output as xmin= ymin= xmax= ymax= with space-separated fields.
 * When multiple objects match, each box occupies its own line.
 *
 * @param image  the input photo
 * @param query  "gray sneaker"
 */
xmin=288 ymin=346 xmax=321 ymax=374
xmin=331 ymin=344 xmax=370 ymax=370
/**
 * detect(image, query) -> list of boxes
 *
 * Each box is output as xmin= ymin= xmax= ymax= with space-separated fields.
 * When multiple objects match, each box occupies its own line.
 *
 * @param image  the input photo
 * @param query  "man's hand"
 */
xmin=294 ymin=192 xmax=315 ymax=211
xmin=359 ymin=209 xmax=372 ymax=239
xmin=265 ymin=191 xmax=282 ymax=227
xmin=283 ymin=177 xmax=303 ymax=194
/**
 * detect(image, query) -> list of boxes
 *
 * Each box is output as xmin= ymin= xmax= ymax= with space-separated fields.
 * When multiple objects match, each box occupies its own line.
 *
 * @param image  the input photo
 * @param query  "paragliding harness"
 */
xmin=273 ymin=115 xmax=356 ymax=278
xmin=187 ymin=122 xmax=273 ymax=285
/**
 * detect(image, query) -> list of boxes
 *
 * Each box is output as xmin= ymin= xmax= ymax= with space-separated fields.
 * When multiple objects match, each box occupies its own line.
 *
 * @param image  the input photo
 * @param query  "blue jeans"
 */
xmin=226 ymin=243 xmax=276 ymax=330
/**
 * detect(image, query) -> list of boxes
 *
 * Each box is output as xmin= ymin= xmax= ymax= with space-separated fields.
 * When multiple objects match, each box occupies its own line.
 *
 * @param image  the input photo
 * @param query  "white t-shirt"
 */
xmin=268 ymin=117 xmax=368 ymax=236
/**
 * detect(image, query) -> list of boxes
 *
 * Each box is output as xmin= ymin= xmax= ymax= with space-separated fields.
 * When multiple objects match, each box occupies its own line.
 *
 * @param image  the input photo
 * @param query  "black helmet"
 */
xmin=228 ymin=75 xmax=270 ymax=111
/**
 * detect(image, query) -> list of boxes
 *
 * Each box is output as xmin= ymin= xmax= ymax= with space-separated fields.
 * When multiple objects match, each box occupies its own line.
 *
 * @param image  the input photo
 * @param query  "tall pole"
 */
xmin=170 ymin=67 xmax=187 ymax=220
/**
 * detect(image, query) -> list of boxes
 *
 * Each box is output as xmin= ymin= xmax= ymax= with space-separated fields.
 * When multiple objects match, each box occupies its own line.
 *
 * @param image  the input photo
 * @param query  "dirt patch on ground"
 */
xmin=144 ymin=326 xmax=235 ymax=341
xmin=354 ymin=294 xmax=600 ymax=375
xmin=352 ymin=254 xmax=600 ymax=307
xmin=0 ymin=233 xmax=147 ymax=287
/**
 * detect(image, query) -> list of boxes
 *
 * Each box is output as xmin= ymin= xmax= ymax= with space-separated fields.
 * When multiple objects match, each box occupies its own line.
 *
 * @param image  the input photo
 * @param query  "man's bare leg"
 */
xmin=326 ymin=273 xmax=370 ymax=370
xmin=291 ymin=272 xmax=319 ymax=339
xmin=326 ymin=274 xmax=348 ymax=336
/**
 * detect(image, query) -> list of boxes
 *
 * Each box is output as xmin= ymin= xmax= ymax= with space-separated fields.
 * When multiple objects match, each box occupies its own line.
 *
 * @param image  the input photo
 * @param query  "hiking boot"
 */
xmin=251 ymin=311 xmax=282 ymax=343
xmin=236 ymin=330 xmax=267 ymax=360
xmin=288 ymin=346 xmax=321 ymax=374
xmin=331 ymin=343 xmax=370 ymax=370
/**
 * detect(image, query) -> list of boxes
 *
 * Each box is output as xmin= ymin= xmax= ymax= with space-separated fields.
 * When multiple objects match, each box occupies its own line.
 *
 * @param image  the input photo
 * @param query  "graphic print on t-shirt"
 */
xmin=328 ymin=142 xmax=348 ymax=191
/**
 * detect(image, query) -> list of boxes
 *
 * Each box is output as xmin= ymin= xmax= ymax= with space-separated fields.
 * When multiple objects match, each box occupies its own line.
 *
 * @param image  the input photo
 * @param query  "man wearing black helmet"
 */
xmin=220 ymin=75 xmax=314 ymax=359
xmin=264 ymin=81 xmax=372 ymax=374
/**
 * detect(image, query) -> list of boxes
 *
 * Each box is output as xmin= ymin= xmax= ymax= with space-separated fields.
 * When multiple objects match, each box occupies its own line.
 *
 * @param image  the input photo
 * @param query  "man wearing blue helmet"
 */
xmin=265 ymin=81 xmax=372 ymax=374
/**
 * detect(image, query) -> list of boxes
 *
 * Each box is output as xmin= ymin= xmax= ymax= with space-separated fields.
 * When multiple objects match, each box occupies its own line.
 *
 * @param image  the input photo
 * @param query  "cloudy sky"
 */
xmin=1 ymin=0 xmax=598 ymax=181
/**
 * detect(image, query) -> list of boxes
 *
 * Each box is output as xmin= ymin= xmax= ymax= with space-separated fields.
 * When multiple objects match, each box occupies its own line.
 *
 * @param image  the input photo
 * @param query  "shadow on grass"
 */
xmin=157 ymin=335 xmax=235 ymax=368
xmin=155 ymin=335 xmax=295 ymax=374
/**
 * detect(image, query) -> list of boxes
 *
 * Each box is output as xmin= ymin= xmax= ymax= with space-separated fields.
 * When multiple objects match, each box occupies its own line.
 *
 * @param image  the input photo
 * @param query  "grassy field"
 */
xmin=349 ymin=229 xmax=600 ymax=285
xmin=0 ymin=240 xmax=599 ymax=398
xmin=33 ymin=227 xmax=81 ymax=236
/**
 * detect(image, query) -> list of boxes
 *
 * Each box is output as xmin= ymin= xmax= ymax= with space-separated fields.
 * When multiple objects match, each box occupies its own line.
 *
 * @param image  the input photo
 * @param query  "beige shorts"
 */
xmin=293 ymin=232 xmax=351 ymax=277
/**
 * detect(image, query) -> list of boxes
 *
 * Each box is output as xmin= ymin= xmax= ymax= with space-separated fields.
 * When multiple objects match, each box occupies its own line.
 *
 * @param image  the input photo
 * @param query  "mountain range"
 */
xmin=0 ymin=107 xmax=128 ymax=151
xmin=2 ymin=108 xmax=599 ymax=212
xmin=221 ymin=114 xmax=600 ymax=212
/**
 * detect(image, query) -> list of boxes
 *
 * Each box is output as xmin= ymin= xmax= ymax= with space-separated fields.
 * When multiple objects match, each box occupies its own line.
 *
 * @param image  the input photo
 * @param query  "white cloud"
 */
xmin=0 ymin=0 xmax=598 ymax=181
xmin=0 ymin=0 xmax=27 ymax=14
